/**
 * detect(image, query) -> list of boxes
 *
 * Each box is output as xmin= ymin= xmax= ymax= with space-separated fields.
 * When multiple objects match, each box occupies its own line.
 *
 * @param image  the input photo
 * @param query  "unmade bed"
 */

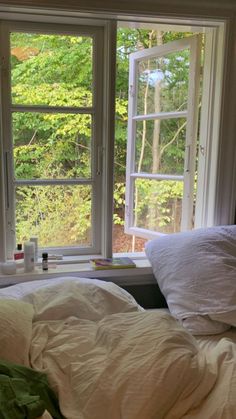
xmin=0 ymin=224 xmax=235 ymax=419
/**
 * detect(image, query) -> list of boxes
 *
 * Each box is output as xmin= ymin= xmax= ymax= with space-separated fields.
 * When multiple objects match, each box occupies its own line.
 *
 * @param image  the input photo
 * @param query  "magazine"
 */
xmin=90 ymin=257 xmax=136 ymax=270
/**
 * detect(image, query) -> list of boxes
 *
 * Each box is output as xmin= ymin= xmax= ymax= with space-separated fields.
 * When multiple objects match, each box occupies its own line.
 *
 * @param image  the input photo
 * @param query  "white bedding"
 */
xmin=145 ymin=225 xmax=236 ymax=335
xmin=196 ymin=327 xmax=236 ymax=351
xmin=0 ymin=277 xmax=236 ymax=419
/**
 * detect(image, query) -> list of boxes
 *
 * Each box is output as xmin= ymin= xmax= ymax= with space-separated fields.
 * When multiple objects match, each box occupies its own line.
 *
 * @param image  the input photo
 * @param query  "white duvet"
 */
xmin=0 ymin=277 xmax=236 ymax=419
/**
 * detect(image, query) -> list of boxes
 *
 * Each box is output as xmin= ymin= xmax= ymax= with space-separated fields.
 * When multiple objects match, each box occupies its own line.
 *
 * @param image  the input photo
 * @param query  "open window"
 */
xmin=125 ymin=35 xmax=202 ymax=240
xmin=0 ymin=10 xmax=228 ymax=262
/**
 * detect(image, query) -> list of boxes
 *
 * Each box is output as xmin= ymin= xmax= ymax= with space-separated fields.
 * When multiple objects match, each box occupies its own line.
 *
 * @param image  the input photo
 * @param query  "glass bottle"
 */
xmin=14 ymin=243 xmax=24 ymax=260
xmin=42 ymin=252 xmax=48 ymax=271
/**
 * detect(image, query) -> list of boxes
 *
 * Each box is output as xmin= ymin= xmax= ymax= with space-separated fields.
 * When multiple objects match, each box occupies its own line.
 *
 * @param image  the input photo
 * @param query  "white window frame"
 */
xmin=0 ymin=20 xmax=105 ymax=258
xmin=194 ymin=27 xmax=226 ymax=228
xmin=0 ymin=7 xmax=233 ymax=264
xmin=125 ymin=35 xmax=201 ymax=239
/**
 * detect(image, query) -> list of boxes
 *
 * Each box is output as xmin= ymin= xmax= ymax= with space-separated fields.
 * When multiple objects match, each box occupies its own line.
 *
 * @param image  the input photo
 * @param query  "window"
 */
xmin=0 ymin=12 xmax=233 ymax=263
xmin=0 ymin=21 xmax=104 ymax=258
xmin=113 ymin=22 xmax=227 ymax=253
xmin=125 ymin=35 xmax=201 ymax=240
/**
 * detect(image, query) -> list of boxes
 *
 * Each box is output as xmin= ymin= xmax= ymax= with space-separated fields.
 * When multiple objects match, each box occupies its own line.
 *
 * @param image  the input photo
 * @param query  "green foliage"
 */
xmin=16 ymin=185 xmax=91 ymax=247
xmin=11 ymin=27 xmax=192 ymax=247
xmin=113 ymin=183 xmax=126 ymax=225
xmin=134 ymin=179 xmax=183 ymax=232
xmin=11 ymin=33 xmax=93 ymax=90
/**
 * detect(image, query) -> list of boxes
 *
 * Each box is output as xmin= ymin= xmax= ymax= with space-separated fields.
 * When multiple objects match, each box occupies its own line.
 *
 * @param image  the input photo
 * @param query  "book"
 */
xmin=90 ymin=257 xmax=136 ymax=270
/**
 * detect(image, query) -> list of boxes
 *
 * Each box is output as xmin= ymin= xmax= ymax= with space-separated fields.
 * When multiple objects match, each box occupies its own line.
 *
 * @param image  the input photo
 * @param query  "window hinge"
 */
xmin=199 ymin=145 xmax=205 ymax=156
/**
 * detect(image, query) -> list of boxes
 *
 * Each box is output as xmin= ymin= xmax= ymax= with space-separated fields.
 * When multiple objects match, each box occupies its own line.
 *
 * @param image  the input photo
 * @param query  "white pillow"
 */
xmin=145 ymin=225 xmax=236 ymax=335
xmin=0 ymin=299 xmax=34 ymax=365
xmin=0 ymin=277 xmax=143 ymax=321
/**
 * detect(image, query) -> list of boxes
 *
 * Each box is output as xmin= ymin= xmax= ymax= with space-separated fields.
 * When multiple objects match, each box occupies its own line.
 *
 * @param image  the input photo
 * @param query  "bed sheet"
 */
xmin=150 ymin=308 xmax=236 ymax=350
xmin=196 ymin=327 xmax=236 ymax=351
xmin=30 ymin=311 xmax=236 ymax=419
xmin=1 ymin=279 xmax=236 ymax=419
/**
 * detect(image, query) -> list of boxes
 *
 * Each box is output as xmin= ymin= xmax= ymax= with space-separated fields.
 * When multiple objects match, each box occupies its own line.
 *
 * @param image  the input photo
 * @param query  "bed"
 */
xmin=0 ymin=224 xmax=236 ymax=419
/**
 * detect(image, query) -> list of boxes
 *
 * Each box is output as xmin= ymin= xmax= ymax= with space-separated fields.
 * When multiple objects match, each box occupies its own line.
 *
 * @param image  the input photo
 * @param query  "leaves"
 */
xmin=12 ymin=28 xmax=193 ymax=246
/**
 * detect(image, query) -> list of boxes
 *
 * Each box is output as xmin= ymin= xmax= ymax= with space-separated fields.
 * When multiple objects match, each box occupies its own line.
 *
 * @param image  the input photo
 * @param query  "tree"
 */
xmin=10 ymin=28 xmax=193 ymax=249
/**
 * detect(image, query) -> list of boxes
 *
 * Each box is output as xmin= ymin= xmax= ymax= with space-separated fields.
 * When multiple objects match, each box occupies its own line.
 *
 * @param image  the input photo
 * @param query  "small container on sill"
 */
xmin=24 ymin=241 xmax=35 ymax=272
xmin=1 ymin=261 xmax=17 ymax=275
xmin=42 ymin=252 xmax=48 ymax=271
xmin=30 ymin=236 xmax=38 ymax=262
xmin=14 ymin=243 xmax=24 ymax=261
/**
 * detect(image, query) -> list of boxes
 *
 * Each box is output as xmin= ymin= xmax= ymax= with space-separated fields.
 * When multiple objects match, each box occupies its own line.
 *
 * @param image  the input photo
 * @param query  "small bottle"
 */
xmin=14 ymin=243 xmax=24 ymax=260
xmin=24 ymin=241 xmax=35 ymax=272
xmin=42 ymin=252 xmax=48 ymax=271
xmin=30 ymin=236 xmax=38 ymax=262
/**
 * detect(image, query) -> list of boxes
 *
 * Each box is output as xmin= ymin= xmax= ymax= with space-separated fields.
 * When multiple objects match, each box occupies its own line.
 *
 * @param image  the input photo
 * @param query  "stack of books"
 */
xmin=90 ymin=257 xmax=136 ymax=270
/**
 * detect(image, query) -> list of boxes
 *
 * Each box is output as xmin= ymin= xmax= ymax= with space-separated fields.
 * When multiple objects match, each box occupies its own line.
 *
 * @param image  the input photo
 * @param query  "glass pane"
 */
xmin=134 ymin=178 xmax=183 ymax=233
xmin=13 ymin=112 xmax=91 ymax=179
xmin=15 ymin=185 xmax=92 ymax=248
xmin=137 ymin=49 xmax=190 ymax=115
xmin=11 ymin=32 xmax=93 ymax=107
xmin=135 ymin=118 xmax=186 ymax=175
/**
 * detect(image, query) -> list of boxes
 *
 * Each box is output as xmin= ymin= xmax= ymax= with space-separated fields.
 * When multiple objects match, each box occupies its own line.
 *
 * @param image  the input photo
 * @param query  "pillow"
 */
xmin=0 ymin=277 xmax=143 ymax=321
xmin=145 ymin=225 xmax=236 ymax=335
xmin=0 ymin=299 xmax=34 ymax=365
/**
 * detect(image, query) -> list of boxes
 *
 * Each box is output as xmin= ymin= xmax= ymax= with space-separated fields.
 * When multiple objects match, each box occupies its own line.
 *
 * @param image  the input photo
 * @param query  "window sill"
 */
xmin=0 ymin=258 xmax=154 ymax=287
xmin=35 ymin=251 xmax=147 ymax=265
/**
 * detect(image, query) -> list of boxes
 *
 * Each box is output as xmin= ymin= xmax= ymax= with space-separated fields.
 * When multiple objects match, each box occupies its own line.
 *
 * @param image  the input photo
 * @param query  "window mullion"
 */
xmin=124 ymin=43 xmax=137 ymax=235
xmin=14 ymin=179 xmax=94 ymax=186
xmin=99 ymin=20 xmax=117 ymax=258
xmin=130 ymin=173 xmax=184 ymax=181
xmin=11 ymin=104 xmax=95 ymax=114
xmin=133 ymin=110 xmax=187 ymax=121
xmin=0 ymin=22 xmax=16 ymax=259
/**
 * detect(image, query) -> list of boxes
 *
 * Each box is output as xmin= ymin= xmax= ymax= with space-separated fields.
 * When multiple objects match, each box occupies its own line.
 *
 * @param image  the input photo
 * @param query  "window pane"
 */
xmin=13 ymin=112 xmax=91 ymax=179
xmin=15 ymin=185 xmax=92 ymax=248
xmin=137 ymin=49 xmax=189 ymax=115
xmin=134 ymin=178 xmax=183 ymax=233
xmin=11 ymin=32 xmax=93 ymax=107
xmin=135 ymin=118 xmax=186 ymax=175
